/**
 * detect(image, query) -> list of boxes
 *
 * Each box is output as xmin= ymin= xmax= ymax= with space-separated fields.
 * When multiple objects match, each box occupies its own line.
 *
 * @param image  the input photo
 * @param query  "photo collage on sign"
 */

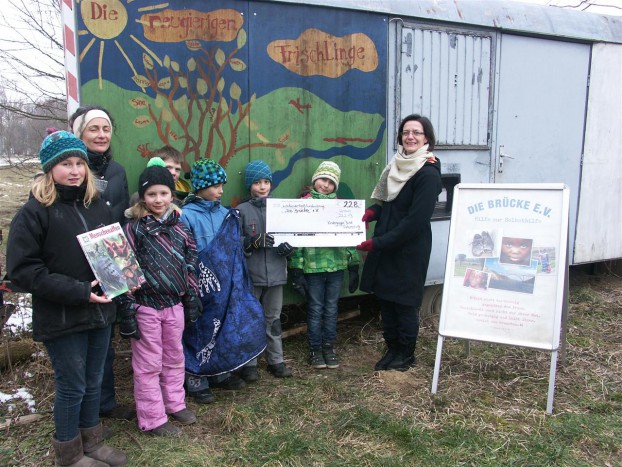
xmin=455 ymin=229 xmax=556 ymax=295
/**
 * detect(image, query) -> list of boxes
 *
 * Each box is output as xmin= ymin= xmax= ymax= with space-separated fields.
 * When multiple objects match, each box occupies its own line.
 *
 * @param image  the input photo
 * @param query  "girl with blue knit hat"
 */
xmin=237 ymin=160 xmax=294 ymax=378
xmin=181 ymin=158 xmax=267 ymax=399
xmin=6 ymin=131 xmax=127 ymax=465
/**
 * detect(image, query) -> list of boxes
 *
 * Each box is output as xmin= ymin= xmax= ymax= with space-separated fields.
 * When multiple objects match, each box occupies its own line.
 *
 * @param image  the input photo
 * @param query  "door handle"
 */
xmin=498 ymin=145 xmax=515 ymax=173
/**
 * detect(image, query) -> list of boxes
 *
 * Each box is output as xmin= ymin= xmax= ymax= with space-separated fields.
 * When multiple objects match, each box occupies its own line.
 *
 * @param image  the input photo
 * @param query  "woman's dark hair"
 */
xmin=397 ymin=114 xmax=436 ymax=151
xmin=68 ymin=105 xmax=116 ymax=135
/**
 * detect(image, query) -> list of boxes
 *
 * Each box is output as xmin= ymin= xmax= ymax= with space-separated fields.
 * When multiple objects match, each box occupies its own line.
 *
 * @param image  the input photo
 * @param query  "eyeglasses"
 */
xmin=401 ymin=130 xmax=425 ymax=137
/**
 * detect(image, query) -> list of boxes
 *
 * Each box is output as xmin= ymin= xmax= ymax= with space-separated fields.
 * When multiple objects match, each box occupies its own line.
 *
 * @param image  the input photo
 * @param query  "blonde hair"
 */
xmin=126 ymin=199 xmax=181 ymax=220
xmin=31 ymin=168 xmax=100 ymax=207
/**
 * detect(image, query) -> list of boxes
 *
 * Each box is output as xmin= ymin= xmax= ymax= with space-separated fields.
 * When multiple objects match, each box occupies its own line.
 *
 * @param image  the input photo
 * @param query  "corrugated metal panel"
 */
xmin=401 ymin=27 xmax=491 ymax=147
xmin=264 ymin=0 xmax=622 ymax=44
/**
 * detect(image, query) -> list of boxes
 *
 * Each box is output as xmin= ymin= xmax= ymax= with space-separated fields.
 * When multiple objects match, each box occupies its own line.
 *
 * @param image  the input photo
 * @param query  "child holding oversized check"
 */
xmin=237 ymin=160 xmax=294 ymax=379
xmin=287 ymin=161 xmax=360 ymax=370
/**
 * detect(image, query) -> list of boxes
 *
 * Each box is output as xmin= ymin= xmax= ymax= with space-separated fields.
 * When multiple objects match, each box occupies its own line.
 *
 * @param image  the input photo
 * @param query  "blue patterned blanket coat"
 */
xmin=183 ymin=209 xmax=266 ymax=376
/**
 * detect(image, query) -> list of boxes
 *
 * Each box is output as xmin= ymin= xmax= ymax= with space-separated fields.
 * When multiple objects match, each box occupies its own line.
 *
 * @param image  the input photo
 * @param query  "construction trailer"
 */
xmin=62 ymin=0 xmax=622 ymax=311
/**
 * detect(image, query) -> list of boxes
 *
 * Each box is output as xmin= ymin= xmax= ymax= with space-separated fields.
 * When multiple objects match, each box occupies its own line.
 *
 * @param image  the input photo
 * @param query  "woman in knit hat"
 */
xmin=69 ymin=105 xmax=134 ymax=423
xmin=118 ymin=157 xmax=201 ymax=436
xmin=289 ymin=160 xmax=360 ymax=370
xmin=6 ymin=131 xmax=127 ymax=466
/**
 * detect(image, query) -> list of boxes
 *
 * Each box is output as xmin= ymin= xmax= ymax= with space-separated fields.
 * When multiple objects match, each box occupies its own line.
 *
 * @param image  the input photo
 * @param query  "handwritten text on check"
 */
xmin=266 ymin=198 xmax=366 ymax=247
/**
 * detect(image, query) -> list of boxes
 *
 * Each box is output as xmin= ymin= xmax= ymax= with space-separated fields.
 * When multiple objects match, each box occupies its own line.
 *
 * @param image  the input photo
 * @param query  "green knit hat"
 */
xmin=312 ymin=161 xmax=341 ymax=189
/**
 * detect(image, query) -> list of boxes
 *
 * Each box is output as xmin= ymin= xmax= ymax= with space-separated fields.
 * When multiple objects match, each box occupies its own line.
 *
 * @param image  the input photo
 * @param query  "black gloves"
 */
xmin=118 ymin=302 xmax=140 ymax=340
xmin=182 ymin=293 xmax=203 ymax=324
xmin=244 ymin=233 xmax=275 ymax=253
xmin=276 ymin=242 xmax=294 ymax=257
xmin=348 ymin=265 xmax=360 ymax=293
xmin=290 ymin=269 xmax=308 ymax=297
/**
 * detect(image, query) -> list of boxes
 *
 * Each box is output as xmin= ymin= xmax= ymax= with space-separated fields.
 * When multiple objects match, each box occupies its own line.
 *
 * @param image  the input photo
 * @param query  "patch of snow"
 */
xmin=0 ymin=387 xmax=36 ymax=413
xmin=4 ymin=295 xmax=32 ymax=336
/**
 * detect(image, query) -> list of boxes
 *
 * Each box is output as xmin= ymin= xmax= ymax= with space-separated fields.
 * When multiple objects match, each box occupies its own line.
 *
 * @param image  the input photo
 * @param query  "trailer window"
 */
xmin=397 ymin=25 xmax=494 ymax=150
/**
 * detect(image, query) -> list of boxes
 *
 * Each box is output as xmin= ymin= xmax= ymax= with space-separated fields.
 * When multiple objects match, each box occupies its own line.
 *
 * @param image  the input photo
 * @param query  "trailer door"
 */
xmin=493 ymin=34 xmax=590 ymax=262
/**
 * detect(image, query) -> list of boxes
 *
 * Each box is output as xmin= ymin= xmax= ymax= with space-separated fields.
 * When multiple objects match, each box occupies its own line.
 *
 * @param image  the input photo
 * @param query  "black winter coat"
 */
xmin=90 ymin=156 xmax=129 ymax=225
xmin=360 ymin=160 xmax=442 ymax=307
xmin=87 ymin=149 xmax=130 ymax=225
xmin=6 ymin=185 xmax=116 ymax=341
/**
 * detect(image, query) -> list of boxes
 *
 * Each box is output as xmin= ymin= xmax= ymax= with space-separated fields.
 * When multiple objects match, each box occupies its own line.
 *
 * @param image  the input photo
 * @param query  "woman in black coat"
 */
xmin=69 ymin=105 xmax=134 ymax=422
xmin=357 ymin=114 xmax=442 ymax=371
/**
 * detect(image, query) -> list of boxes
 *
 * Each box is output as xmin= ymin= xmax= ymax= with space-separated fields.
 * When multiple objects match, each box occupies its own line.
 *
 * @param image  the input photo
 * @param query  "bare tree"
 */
xmin=0 ymin=0 xmax=65 ymax=132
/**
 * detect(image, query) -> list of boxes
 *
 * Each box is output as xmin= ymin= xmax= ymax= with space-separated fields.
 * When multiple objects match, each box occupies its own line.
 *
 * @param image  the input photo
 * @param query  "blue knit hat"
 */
xmin=138 ymin=157 xmax=175 ymax=198
xmin=39 ymin=131 xmax=88 ymax=173
xmin=191 ymin=158 xmax=227 ymax=191
xmin=244 ymin=160 xmax=272 ymax=190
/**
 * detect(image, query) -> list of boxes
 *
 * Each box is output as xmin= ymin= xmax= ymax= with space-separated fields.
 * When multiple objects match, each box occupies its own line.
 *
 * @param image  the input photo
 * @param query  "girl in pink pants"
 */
xmin=118 ymin=158 xmax=202 ymax=436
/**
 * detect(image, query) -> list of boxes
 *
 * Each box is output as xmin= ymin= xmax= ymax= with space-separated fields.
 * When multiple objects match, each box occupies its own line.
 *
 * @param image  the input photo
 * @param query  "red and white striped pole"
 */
xmin=61 ymin=0 xmax=80 ymax=118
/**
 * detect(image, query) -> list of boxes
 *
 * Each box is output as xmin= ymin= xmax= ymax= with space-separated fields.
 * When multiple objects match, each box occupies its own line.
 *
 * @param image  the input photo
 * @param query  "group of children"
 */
xmin=7 ymin=129 xmax=359 ymax=463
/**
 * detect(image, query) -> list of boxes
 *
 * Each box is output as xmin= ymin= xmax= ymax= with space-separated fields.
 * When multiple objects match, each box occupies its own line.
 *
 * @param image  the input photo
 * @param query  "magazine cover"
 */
xmin=77 ymin=223 xmax=146 ymax=299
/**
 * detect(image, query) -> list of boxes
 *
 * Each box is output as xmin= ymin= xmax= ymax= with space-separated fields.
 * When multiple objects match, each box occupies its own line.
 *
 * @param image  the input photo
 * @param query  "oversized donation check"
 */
xmin=266 ymin=198 xmax=366 ymax=247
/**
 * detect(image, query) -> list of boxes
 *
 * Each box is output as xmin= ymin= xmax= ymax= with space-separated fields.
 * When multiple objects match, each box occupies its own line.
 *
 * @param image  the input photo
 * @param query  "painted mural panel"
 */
xmin=75 ymin=0 xmax=387 ymax=203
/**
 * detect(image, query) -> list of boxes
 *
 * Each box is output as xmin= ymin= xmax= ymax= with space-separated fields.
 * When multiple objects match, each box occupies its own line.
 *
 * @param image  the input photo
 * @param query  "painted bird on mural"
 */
xmin=289 ymin=97 xmax=312 ymax=114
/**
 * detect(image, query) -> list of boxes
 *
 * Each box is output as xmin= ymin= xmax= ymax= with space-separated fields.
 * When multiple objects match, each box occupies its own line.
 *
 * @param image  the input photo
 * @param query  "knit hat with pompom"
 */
xmin=138 ymin=157 xmax=175 ymax=198
xmin=39 ymin=130 xmax=88 ymax=173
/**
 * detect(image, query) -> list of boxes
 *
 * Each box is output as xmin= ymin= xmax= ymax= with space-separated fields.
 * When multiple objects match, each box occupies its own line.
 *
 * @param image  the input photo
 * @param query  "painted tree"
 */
xmin=132 ymin=28 xmax=284 ymax=171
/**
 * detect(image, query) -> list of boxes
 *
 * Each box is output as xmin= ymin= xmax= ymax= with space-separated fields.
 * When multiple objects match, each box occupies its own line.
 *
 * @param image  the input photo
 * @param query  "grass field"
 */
xmin=0 ymin=270 xmax=620 ymax=465
xmin=1 ymin=166 xmax=621 ymax=465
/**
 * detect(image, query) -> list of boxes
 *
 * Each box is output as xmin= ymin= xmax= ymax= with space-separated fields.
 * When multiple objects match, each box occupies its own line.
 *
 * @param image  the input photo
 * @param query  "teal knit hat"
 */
xmin=191 ymin=158 xmax=227 ymax=191
xmin=39 ymin=131 xmax=88 ymax=173
xmin=244 ymin=160 xmax=272 ymax=189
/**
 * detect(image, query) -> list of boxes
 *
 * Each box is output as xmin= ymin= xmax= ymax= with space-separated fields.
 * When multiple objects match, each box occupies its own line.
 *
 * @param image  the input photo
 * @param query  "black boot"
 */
xmin=385 ymin=344 xmax=416 ymax=371
xmin=374 ymin=341 xmax=398 ymax=371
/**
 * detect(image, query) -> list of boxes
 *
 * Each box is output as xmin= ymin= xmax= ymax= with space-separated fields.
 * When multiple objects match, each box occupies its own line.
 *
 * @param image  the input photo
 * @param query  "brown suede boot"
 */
xmin=80 ymin=422 xmax=128 ymax=466
xmin=52 ymin=434 xmax=107 ymax=466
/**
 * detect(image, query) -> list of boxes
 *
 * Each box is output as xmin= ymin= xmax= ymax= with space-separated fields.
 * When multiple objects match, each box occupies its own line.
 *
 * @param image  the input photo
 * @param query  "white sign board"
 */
xmin=432 ymin=183 xmax=570 ymax=413
xmin=438 ymin=184 xmax=569 ymax=350
xmin=266 ymin=198 xmax=366 ymax=247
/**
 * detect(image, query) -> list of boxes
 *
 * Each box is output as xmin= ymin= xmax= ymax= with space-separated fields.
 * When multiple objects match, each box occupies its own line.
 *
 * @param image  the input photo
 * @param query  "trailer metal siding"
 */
xmin=400 ymin=25 xmax=492 ymax=148
xmin=265 ymin=0 xmax=622 ymax=44
xmin=574 ymin=43 xmax=622 ymax=263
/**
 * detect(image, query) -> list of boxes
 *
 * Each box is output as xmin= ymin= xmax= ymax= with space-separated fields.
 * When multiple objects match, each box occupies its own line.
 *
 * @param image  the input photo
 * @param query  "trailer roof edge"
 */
xmin=259 ymin=0 xmax=622 ymax=44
